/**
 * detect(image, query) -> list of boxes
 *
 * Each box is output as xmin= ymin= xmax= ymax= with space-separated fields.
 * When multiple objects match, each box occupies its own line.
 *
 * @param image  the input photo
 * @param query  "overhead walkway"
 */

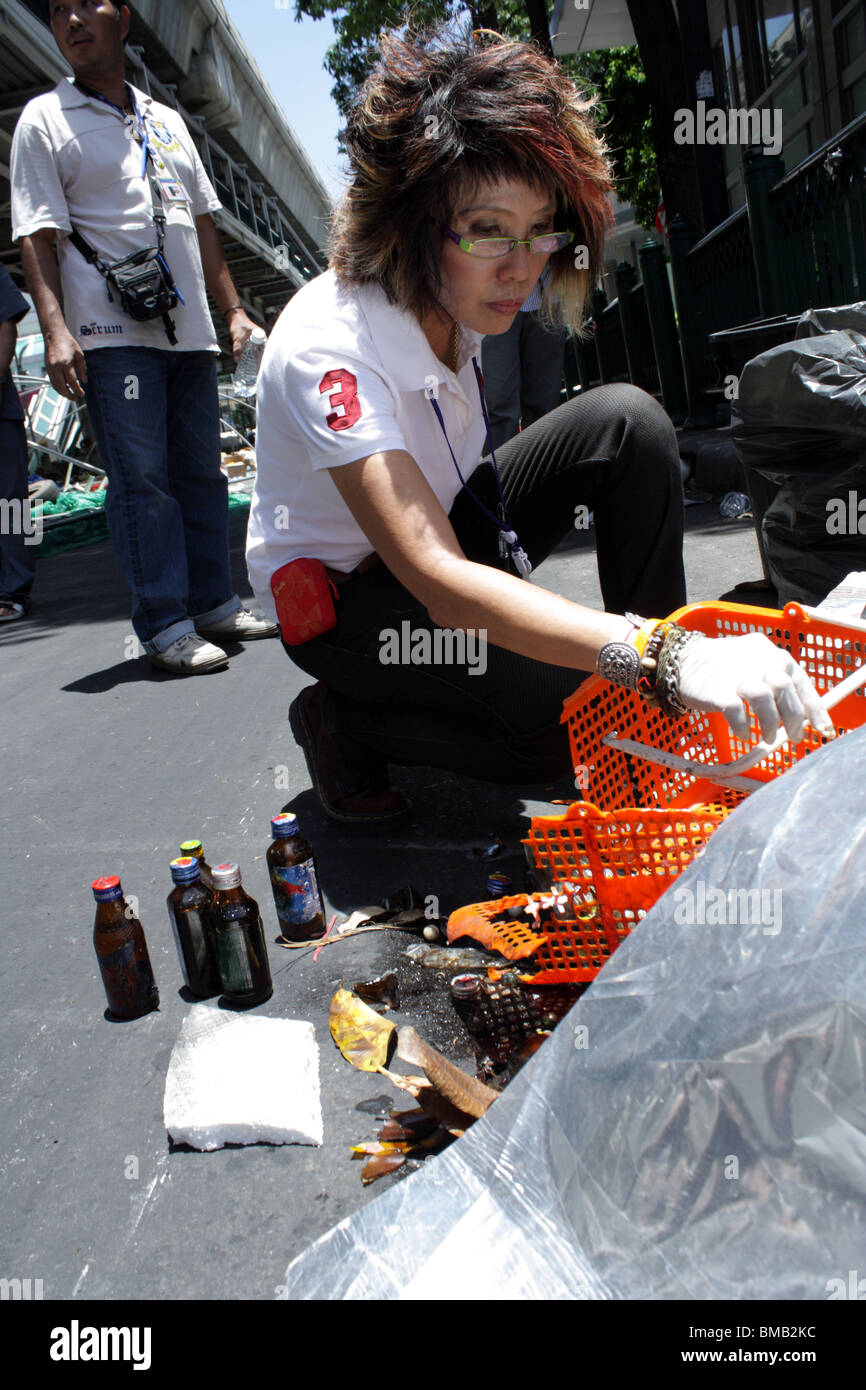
xmin=0 ymin=0 xmax=333 ymax=357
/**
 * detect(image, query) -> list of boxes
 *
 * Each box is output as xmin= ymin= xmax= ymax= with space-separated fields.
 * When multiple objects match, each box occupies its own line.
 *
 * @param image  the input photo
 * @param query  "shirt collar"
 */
xmin=57 ymin=75 xmax=152 ymax=114
xmin=354 ymin=278 xmax=483 ymax=401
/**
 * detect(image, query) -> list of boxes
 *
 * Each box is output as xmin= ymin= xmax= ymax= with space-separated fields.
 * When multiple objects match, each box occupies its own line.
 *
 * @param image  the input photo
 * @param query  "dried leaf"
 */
xmin=377 ymin=1075 xmax=473 ymax=1136
xmin=397 ymin=1027 xmax=498 ymax=1118
xmin=410 ymin=1086 xmax=472 ymax=1136
xmin=378 ymin=1115 xmax=439 ymax=1143
xmin=378 ymin=1067 xmax=429 ymax=1099
xmin=350 ymin=1140 xmax=408 ymax=1158
xmin=329 ymin=987 xmax=396 ymax=1072
xmin=361 ymin=1153 xmax=407 ymax=1185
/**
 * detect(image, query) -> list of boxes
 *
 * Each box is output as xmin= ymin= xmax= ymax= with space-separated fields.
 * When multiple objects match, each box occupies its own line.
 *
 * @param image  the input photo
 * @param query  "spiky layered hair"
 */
xmin=328 ymin=25 xmax=614 ymax=333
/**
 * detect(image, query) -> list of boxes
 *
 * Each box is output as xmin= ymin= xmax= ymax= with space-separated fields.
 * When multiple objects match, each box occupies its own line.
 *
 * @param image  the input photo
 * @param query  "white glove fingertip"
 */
xmin=724 ymin=701 xmax=751 ymax=743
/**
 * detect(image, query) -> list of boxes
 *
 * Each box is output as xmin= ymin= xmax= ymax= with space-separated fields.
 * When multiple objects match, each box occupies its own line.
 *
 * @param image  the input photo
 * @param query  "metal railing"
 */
xmin=769 ymin=110 xmax=866 ymax=311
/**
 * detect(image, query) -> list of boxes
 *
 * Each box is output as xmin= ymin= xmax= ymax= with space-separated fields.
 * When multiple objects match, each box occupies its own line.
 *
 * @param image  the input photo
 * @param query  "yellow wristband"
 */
xmin=631 ymin=617 xmax=665 ymax=658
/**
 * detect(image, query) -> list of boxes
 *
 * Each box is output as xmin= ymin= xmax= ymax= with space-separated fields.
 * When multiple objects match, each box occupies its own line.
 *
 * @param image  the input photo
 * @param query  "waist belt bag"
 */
xmin=100 ymin=245 xmax=178 ymax=322
xmin=69 ymin=162 xmax=179 ymax=344
xmin=270 ymin=558 xmax=339 ymax=645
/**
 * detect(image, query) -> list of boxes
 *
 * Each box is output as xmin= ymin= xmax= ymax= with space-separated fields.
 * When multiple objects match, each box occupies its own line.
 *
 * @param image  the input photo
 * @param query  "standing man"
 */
xmin=0 ymin=264 xmax=36 ymax=623
xmin=11 ymin=0 xmax=276 ymax=673
xmin=480 ymin=273 xmax=568 ymax=452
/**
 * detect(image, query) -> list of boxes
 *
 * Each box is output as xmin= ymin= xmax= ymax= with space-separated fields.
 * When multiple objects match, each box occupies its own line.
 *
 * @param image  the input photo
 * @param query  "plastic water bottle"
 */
xmin=231 ymin=327 xmax=267 ymax=399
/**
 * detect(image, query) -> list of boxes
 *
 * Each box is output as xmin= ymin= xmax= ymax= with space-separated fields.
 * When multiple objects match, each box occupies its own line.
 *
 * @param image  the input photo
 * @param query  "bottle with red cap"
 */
xmin=267 ymin=812 xmax=326 ymax=942
xmin=91 ymin=877 xmax=160 ymax=1019
xmin=208 ymin=863 xmax=273 ymax=1005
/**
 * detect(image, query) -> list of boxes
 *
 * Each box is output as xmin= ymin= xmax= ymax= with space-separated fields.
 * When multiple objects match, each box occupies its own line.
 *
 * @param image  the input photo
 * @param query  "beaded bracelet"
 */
xmin=639 ymin=624 xmax=704 ymax=717
xmin=597 ymin=616 xmax=703 ymax=719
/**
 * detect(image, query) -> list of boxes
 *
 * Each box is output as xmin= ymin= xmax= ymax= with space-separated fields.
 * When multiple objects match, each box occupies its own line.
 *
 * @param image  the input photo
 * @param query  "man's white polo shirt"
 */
xmin=247 ymin=270 xmax=487 ymax=620
xmin=11 ymin=77 xmax=221 ymax=352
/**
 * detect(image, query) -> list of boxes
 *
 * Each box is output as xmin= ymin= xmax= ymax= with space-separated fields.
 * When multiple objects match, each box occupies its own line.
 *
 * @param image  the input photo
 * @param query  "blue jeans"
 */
xmin=83 ymin=348 xmax=240 ymax=651
xmin=481 ymin=310 xmax=567 ymax=452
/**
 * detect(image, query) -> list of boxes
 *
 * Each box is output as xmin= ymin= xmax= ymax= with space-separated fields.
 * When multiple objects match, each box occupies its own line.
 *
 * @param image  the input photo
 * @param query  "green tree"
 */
xmin=296 ymin=1 xmax=658 ymax=229
xmin=564 ymin=47 xmax=658 ymax=232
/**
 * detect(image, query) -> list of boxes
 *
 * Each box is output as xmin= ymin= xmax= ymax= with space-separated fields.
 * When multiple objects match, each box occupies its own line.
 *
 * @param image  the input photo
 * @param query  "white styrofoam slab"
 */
xmin=164 ymin=1005 xmax=322 ymax=1151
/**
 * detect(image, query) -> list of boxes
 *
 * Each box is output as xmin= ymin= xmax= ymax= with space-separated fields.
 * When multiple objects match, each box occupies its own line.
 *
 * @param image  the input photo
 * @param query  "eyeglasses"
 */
xmin=432 ymin=219 xmax=574 ymax=259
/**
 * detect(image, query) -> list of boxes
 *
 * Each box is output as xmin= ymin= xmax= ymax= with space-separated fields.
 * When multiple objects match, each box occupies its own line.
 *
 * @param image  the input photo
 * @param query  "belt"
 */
xmin=325 ymin=552 xmax=382 ymax=587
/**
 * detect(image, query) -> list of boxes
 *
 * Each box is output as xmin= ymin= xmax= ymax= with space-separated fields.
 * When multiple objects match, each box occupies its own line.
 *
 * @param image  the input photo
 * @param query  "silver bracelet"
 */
xmin=655 ymin=627 xmax=703 ymax=717
xmin=596 ymin=641 xmax=642 ymax=690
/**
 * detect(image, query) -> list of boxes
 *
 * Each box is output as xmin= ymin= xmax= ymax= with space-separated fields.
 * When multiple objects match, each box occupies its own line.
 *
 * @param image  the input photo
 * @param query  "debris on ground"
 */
xmin=719 ymin=490 xmax=753 ymax=519
xmin=353 ymin=972 xmax=399 ymax=1012
xmin=403 ymin=941 xmax=511 ymax=970
xmin=472 ymin=834 xmax=505 ymax=859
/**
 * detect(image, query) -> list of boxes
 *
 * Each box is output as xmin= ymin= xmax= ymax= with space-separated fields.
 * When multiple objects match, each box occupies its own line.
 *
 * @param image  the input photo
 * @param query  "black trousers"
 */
xmin=284 ymin=384 xmax=686 ymax=785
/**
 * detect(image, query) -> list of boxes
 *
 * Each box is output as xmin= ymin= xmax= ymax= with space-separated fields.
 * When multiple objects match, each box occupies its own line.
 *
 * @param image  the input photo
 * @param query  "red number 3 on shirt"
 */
xmin=319 ymin=369 xmax=362 ymax=431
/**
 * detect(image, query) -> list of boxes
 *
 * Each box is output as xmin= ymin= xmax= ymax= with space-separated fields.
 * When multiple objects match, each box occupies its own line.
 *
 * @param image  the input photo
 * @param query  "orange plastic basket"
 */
xmin=563 ymin=599 xmax=866 ymax=814
xmin=519 ymin=800 xmax=730 ymax=983
xmin=477 ymin=599 xmax=866 ymax=986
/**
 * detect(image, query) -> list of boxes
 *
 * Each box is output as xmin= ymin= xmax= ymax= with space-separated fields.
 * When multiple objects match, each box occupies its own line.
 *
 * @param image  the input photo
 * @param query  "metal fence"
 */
xmin=572 ymin=110 xmax=866 ymax=425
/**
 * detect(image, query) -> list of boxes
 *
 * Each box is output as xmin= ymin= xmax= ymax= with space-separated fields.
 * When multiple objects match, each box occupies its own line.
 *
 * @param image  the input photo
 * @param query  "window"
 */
xmin=841 ymin=70 xmax=866 ymax=122
xmin=783 ymin=124 xmax=812 ymax=167
xmin=757 ymin=1 xmax=812 ymax=88
xmin=836 ymin=4 xmax=866 ymax=68
xmin=714 ymin=0 xmax=745 ymax=107
xmin=835 ymin=1 xmax=866 ymax=124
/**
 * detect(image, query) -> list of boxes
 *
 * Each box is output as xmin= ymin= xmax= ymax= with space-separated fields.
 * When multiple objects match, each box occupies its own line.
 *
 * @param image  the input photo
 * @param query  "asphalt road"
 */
xmin=0 ymin=495 xmax=766 ymax=1301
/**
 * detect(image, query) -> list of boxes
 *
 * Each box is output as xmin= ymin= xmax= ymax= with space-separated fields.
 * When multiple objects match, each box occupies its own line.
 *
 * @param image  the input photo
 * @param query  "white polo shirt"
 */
xmin=246 ymin=269 xmax=487 ymax=621
xmin=11 ymin=78 xmax=221 ymax=352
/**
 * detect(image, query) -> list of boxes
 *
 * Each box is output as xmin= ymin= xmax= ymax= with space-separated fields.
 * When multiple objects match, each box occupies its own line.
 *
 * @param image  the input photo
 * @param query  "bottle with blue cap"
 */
xmin=166 ymin=857 xmax=220 ymax=997
xmin=267 ymin=812 xmax=326 ymax=942
xmin=91 ymin=876 xmax=159 ymax=1019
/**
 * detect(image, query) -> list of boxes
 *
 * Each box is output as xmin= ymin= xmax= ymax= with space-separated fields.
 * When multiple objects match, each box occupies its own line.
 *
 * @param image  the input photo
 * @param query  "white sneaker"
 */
xmin=196 ymin=607 xmax=278 ymax=640
xmin=150 ymin=632 xmax=229 ymax=674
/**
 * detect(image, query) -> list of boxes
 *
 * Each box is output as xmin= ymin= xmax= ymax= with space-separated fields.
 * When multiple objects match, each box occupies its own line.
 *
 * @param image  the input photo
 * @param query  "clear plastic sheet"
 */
xmin=282 ymin=726 xmax=866 ymax=1299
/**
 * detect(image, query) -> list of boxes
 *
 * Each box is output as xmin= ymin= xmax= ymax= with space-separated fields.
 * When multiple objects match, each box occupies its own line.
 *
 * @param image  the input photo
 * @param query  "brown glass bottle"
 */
xmin=92 ymin=876 xmax=159 ymax=1019
xmin=208 ymin=863 xmax=273 ymax=1005
xmin=166 ymin=857 xmax=221 ymax=997
xmin=266 ymin=812 xmax=326 ymax=942
xmin=179 ymin=839 xmax=213 ymax=890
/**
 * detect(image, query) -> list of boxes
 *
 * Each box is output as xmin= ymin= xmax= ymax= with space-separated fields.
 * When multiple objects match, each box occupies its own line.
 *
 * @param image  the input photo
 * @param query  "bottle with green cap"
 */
xmin=266 ymin=812 xmax=326 ymax=942
xmin=208 ymin=863 xmax=273 ymax=1005
xmin=91 ymin=876 xmax=159 ymax=1019
xmin=179 ymin=839 xmax=213 ymax=890
xmin=166 ymin=857 xmax=220 ymax=997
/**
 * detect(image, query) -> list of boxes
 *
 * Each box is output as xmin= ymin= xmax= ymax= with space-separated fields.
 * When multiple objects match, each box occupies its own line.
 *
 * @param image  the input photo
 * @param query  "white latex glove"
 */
xmin=677 ymin=633 xmax=836 ymax=744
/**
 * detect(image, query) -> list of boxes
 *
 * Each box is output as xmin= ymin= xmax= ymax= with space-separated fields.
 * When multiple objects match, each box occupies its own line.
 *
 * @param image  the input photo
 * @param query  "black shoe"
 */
xmin=289 ymin=683 xmax=412 ymax=822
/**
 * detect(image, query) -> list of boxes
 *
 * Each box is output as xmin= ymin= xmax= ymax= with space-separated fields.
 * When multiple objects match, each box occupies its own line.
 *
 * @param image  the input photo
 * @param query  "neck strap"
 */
xmin=428 ymin=355 xmax=532 ymax=579
xmin=76 ymin=79 xmax=150 ymax=178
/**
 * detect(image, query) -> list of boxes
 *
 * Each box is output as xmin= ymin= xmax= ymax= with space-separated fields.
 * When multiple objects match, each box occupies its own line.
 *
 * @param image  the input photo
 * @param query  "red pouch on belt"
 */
xmin=270 ymin=558 xmax=339 ymax=645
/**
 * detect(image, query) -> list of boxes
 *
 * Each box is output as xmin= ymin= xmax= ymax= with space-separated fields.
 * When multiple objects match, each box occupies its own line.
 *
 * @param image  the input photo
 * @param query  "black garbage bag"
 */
xmin=732 ymin=308 xmax=866 ymax=605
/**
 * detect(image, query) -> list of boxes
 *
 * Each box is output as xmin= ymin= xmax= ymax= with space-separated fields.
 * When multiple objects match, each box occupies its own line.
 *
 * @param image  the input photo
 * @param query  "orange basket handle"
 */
xmin=602 ymin=658 xmax=866 ymax=793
